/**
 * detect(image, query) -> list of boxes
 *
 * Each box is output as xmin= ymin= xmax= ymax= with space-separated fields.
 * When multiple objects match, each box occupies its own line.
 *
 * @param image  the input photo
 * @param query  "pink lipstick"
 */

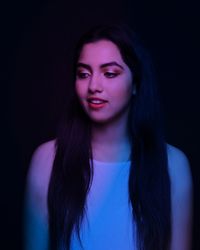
xmin=87 ymin=97 xmax=108 ymax=109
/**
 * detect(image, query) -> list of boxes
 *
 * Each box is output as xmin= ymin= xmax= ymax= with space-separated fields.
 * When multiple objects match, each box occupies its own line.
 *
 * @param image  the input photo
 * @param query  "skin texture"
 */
xmin=24 ymin=39 xmax=193 ymax=250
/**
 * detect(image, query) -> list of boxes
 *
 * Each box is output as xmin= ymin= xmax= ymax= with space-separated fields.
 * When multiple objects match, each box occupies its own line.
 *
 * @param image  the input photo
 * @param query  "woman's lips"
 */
xmin=87 ymin=97 xmax=108 ymax=109
xmin=87 ymin=101 xmax=107 ymax=109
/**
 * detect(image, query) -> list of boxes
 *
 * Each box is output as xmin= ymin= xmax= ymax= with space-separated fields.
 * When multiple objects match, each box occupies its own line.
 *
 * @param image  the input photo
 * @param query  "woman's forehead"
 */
xmin=78 ymin=40 xmax=125 ymax=67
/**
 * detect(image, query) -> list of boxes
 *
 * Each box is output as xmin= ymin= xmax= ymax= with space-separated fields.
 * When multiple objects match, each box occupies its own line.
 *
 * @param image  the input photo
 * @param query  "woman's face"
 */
xmin=75 ymin=39 xmax=133 ymax=124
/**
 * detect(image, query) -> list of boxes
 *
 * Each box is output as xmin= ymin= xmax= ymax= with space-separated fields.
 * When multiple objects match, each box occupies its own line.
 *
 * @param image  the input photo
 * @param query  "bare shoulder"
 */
xmin=24 ymin=140 xmax=56 ymax=250
xmin=27 ymin=139 xmax=56 ymax=186
xmin=25 ymin=139 xmax=57 ymax=214
xmin=30 ymin=139 xmax=56 ymax=167
xmin=166 ymin=144 xmax=193 ymax=193
xmin=166 ymin=144 xmax=193 ymax=250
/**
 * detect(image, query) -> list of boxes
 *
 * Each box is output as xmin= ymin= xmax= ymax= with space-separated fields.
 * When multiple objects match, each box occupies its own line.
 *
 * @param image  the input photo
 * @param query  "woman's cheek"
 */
xmin=75 ymin=83 xmax=83 ymax=98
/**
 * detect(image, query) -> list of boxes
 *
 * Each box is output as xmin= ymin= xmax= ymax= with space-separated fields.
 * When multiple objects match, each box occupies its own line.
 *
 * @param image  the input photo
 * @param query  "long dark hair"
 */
xmin=48 ymin=23 xmax=171 ymax=250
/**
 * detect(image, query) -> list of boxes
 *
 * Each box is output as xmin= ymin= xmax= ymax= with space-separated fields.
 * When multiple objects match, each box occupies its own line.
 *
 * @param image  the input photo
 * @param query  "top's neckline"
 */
xmin=90 ymin=158 xmax=131 ymax=166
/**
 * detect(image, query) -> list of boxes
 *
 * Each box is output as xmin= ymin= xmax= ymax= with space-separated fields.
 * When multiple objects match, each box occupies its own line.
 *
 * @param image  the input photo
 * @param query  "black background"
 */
xmin=1 ymin=1 xmax=200 ymax=249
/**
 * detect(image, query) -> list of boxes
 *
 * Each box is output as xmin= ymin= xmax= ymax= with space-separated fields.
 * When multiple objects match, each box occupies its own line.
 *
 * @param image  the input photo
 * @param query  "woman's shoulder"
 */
xmin=32 ymin=139 xmax=56 ymax=160
xmin=166 ymin=145 xmax=193 ymax=249
xmin=166 ymin=143 xmax=193 ymax=198
xmin=30 ymin=139 xmax=56 ymax=170
xmin=26 ymin=139 xmax=57 ymax=207
xmin=166 ymin=143 xmax=190 ymax=171
xmin=24 ymin=140 xmax=56 ymax=249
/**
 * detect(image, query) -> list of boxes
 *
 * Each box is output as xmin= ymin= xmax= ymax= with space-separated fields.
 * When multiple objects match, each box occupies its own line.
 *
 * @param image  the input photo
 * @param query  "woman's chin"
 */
xmin=89 ymin=117 xmax=110 ymax=124
xmin=87 ymin=113 xmax=121 ymax=126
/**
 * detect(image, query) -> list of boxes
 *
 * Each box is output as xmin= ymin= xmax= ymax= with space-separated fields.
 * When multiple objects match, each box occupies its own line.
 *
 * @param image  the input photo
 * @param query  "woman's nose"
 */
xmin=88 ymin=75 xmax=103 ymax=93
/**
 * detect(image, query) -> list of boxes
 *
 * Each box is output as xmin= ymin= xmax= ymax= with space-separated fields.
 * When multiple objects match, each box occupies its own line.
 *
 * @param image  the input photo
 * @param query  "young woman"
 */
xmin=24 ymin=24 xmax=193 ymax=250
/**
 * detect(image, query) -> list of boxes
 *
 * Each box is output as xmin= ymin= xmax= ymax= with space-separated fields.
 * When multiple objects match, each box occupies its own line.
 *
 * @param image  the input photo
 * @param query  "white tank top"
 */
xmin=70 ymin=159 xmax=137 ymax=250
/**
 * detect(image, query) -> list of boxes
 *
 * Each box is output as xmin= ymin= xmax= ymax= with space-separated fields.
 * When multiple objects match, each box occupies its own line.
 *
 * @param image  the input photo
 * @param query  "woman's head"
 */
xmin=75 ymin=39 xmax=134 ymax=124
xmin=72 ymin=24 xmax=146 ymax=125
xmin=72 ymin=24 xmax=160 ymax=135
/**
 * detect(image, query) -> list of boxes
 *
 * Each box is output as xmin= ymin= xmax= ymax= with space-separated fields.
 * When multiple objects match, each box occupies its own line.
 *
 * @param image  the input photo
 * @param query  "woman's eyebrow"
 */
xmin=76 ymin=63 xmax=91 ymax=71
xmin=100 ymin=62 xmax=124 ymax=70
xmin=76 ymin=61 xmax=124 ymax=70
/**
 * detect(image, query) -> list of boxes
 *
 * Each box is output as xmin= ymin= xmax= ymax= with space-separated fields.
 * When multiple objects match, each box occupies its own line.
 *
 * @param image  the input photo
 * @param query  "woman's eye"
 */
xmin=77 ymin=72 xmax=90 ymax=79
xmin=104 ymin=72 xmax=119 ymax=78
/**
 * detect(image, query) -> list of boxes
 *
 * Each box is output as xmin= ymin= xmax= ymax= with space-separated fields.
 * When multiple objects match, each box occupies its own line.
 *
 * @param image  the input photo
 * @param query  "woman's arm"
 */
xmin=167 ymin=144 xmax=193 ymax=250
xmin=24 ymin=190 xmax=49 ymax=250
xmin=23 ymin=140 xmax=56 ymax=250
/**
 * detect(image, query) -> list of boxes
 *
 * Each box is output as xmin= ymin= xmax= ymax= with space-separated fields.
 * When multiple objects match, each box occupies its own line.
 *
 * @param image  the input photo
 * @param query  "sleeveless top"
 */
xmin=70 ymin=159 xmax=137 ymax=250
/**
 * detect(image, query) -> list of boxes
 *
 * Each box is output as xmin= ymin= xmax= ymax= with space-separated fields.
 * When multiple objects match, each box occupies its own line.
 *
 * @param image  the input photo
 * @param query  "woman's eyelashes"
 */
xmin=76 ymin=72 xmax=90 ymax=79
xmin=76 ymin=70 xmax=120 ymax=79
xmin=104 ymin=72 xmax=120 ymax=78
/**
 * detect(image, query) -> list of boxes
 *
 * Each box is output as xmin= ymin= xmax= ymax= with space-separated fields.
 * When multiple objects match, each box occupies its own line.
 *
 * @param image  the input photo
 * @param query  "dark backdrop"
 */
xmin=1 ymin=1 xmax=199 ymax=249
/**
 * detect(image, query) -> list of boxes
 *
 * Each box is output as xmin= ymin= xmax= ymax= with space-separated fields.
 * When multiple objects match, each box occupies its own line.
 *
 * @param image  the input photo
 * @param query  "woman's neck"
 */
xmin=91 ymin=113 xmax=131 ymax=162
